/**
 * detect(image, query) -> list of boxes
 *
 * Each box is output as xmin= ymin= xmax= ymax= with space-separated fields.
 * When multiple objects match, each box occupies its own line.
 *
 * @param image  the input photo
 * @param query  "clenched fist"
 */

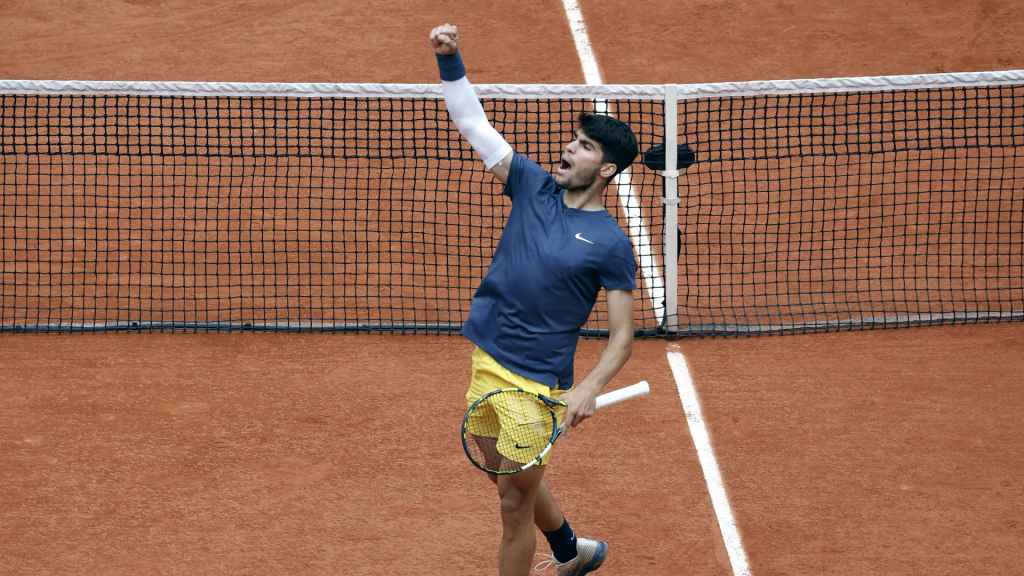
xmin=429 ymin=23 xmax=459 ymax=55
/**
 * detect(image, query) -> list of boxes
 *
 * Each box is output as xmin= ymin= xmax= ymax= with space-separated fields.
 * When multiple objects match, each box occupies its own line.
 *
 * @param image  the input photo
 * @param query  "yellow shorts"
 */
xmin=465 ymin=347 xmax=565 ymax=467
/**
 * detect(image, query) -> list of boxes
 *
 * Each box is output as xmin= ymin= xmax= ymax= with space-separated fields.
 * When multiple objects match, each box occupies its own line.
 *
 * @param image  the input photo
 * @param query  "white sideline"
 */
xmin=560 ymin=0 xmax=665 ymax=323
xmin=667 ymin=347 xmax=752 ymax=576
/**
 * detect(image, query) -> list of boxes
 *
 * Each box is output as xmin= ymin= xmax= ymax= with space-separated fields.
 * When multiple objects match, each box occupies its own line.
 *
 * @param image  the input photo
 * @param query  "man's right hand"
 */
xmin=429 ymin=23 xmax=459 ymax=55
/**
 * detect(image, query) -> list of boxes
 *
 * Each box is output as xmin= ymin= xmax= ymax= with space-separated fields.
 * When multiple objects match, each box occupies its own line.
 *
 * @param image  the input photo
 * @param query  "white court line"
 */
xmin=667 ymin=347 xmax=752 ymax=576
xmin=560 ymin=0 xmax=604 ymax=85
xmin=560 ymin=0 xmax=665 ymax=322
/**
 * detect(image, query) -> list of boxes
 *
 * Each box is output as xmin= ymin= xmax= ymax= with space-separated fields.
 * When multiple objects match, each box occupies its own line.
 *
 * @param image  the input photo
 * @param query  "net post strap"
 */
xmin=662 ymin=85 xmax=680 ymax=333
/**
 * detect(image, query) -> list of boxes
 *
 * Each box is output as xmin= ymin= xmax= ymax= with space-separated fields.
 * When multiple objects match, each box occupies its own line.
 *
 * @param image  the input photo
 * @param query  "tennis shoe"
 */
xmin=534 ymin=537 xmax=608 ymax=576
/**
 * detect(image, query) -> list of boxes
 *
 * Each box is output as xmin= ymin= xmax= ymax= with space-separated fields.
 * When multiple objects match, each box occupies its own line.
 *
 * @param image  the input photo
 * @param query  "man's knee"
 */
xmin=499 ymin=481 xmax=530 ymax=512
xmin=497 ymin=468 xmax=543 ymax=518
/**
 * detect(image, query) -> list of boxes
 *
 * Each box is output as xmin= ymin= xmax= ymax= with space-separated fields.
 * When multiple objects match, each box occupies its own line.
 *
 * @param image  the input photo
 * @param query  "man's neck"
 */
xmin=562 ymin=183 xmax=606 ymax=211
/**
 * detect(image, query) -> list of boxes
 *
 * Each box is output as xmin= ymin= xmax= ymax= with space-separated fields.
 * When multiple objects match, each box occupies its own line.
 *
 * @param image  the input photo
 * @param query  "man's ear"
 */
xmin=600 ymin=162 xmax=618 ymax=180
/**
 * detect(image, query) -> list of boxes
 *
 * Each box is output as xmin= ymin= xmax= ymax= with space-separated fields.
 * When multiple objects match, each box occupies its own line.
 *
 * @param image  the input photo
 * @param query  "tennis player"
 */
xmin=430 ymin=23 xmax=637 ymax=576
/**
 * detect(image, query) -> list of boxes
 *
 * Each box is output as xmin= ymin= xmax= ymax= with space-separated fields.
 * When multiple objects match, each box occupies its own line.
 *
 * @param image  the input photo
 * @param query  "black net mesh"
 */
xmin=676 ymin=85 xmax=1024 ymax=334
xmin=0 ymin=92 xmax=663 ymax=334
xmin=2 ymin=81 xmax=1022 ymax=336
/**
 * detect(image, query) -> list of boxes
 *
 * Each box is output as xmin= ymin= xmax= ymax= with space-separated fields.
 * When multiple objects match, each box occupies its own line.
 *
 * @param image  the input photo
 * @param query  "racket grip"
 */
xmin=595 ymin=380 xmax=650 ymax=410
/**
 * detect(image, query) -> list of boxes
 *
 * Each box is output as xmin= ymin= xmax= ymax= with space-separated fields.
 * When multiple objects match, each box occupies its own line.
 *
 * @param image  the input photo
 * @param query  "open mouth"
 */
xmin=559 ymin=158 xmax=571 ymax=171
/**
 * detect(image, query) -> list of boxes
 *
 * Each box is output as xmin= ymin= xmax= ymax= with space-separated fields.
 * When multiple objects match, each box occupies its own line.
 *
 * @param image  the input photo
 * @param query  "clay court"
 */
xmin=2 ymin=2 xmax=1023 ymax=575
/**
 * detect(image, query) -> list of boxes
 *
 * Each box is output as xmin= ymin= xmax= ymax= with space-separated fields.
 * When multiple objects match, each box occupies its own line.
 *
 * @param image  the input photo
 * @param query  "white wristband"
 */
xmin=441 ymin=77 xmax=513 ymax=169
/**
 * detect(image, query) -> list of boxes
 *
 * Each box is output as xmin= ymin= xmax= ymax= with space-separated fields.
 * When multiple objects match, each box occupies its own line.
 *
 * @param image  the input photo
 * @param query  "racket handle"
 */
xmin=595 ymin=380 xmax=650 ymax=411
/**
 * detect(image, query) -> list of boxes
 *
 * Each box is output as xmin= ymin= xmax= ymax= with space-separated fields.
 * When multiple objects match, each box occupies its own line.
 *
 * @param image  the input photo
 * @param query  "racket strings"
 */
xmin=463 ymin=389 xmax=559 ymax=473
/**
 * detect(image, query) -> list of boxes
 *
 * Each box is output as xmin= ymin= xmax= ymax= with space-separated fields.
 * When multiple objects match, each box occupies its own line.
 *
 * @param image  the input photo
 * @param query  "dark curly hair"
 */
xmin=578 ymin=113 xmax=639 ymax=178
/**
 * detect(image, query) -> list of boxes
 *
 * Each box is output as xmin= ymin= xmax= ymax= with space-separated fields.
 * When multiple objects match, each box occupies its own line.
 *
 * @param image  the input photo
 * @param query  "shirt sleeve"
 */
xmin=599 ymin=238 xmax=638 ymax=291
xmin=503 ymin=153 xmax=553 ymax=200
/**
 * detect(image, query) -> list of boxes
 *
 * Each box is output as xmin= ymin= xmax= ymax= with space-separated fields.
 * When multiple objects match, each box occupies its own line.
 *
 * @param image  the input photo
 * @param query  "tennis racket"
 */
xmin=461 ymin=381 xmax=650 ymax=475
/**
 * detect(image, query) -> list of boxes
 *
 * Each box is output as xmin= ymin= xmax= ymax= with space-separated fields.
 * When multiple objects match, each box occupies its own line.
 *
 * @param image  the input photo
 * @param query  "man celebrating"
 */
xmin=430 ymin=23 xmax=637 ymax=576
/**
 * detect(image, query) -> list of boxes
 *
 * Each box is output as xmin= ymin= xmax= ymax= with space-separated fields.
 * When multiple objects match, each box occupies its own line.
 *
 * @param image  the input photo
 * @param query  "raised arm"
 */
xmin=429 ymin=24 xmax=514 ymax=183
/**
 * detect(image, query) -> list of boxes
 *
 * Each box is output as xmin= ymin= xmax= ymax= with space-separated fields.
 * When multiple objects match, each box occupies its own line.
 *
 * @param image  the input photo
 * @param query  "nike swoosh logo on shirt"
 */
xmin=574 ymin=232 xmax=595 ymax=245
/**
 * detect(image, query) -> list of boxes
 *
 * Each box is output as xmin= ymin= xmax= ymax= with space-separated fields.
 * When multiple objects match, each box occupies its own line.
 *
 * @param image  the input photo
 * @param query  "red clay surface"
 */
xmin=1 ymin=1 xmax=1023 ymax=575
xmin=678 ymin=324 xmax=1024 ymax=576
xmin=1 ymin=335 xmax=725 ymax=576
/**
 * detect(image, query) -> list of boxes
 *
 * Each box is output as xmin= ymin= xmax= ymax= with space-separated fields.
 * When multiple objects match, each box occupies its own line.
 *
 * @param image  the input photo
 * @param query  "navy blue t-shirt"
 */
xmin=463 ymin=154 xmax=637 ymax=390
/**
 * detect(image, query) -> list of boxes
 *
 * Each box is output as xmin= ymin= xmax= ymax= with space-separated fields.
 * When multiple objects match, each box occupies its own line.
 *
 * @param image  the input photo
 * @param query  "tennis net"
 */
xmin=0 ymin=72 xmax=1022 ymax=335
xmin=0 ymin=81 xmax=666 ymax=333
xmin=674 ymin=72 xmax=1024 ymax=334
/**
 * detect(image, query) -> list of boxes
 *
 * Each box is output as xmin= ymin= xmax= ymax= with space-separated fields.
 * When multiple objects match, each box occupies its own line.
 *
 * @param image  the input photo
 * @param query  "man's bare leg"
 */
xmin=497 ymin=464 xmax=545 ymax=576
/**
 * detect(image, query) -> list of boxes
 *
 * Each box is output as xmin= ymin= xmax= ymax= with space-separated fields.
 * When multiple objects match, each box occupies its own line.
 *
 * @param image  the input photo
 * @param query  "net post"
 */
xmin=662 ymin=84 xmax=680 ymax=334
